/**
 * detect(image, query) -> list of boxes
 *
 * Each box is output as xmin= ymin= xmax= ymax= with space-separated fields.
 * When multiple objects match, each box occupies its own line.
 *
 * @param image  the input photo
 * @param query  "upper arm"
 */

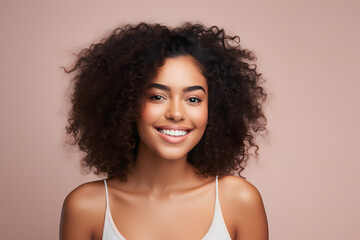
xmin=60 ymin=183 xmax=103 ymax=240
xmin=224 ymin=176 xmax=268 ymax=240
xmin=236 ymin=184 xmax=268 ymax=240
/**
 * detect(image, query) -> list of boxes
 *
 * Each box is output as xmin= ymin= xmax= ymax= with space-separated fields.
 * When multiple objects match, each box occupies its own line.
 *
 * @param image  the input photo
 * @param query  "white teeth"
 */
xmin=159 ymin=129 xmax=188 ymax=137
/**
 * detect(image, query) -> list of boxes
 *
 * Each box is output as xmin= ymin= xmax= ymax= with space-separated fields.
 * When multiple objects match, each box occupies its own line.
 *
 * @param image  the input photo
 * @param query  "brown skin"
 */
xmin=60 ymin=57 xmax=268 ymax=240
xmin=61 ymin=175 xmax=268 ymax=240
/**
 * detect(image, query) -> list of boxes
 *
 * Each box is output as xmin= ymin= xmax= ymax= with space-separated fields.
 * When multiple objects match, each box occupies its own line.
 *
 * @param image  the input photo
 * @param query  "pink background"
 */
xmin=1 ymin=0 xmax=359 ymax=239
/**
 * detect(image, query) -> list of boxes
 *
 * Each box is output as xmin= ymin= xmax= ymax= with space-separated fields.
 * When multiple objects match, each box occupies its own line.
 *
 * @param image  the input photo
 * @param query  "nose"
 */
xmin=165 ymin=99 xmax=185 ymax=121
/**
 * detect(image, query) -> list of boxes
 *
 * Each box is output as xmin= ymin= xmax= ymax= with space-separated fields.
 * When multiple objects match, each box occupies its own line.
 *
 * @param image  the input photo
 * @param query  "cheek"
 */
xmin=139 ymin=103 xmax=161 ymax=124
xmin=191 ymin=105 xmax=208 ymax=129
xmin=137 ymin=104 xmax=154 ymax=138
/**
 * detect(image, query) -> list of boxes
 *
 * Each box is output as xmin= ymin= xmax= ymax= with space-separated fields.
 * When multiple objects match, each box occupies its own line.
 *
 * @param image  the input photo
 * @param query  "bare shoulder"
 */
xmin=218 ymin=175 xmax=268 ymax=240
xmin=218 ymin=175 xmax=264 ymax=207
xmin=63 ymin=180 xmax=105 ymax=211
xmin=60 ymin=180 xmax=106 ymax=240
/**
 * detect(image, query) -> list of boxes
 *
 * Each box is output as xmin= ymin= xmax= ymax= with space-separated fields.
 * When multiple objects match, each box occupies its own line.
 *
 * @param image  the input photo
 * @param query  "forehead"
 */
xmin=151 ymin=56 xmax=208 ymax=91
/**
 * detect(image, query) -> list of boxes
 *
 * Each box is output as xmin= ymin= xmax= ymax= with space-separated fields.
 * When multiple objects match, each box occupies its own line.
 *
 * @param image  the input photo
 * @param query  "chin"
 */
xmin=156 ymin=149 xmax=189 ymax=161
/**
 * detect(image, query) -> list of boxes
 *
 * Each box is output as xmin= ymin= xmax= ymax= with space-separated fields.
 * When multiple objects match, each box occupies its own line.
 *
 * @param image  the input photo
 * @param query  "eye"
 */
xmin=150 ymin=95 xmax=166 ymax=101
xmin=187 ymin=97 xmax=202 ymax=103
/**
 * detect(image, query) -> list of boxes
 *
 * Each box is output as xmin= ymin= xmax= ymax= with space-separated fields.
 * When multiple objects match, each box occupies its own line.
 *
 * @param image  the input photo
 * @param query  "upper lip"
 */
xmin=155 ymin=125 xmax=193 ymax=131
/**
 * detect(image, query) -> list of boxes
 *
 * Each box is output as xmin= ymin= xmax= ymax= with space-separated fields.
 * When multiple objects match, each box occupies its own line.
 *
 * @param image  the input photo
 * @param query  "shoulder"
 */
xmin=60 ymin=180 xmax=106 ymax=239
xmin=218 ymin=175 xmax=268 ymax=240
xmin=218 ymin=175 xmax=264 ymax=207
xmin=63 ymin=180 xmax=106 ymax=214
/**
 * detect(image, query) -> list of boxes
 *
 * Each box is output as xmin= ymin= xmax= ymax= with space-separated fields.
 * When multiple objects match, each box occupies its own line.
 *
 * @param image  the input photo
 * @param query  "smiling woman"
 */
xmin=61 ymin=23 xmax=268 ymax=240
xmin=137 ymin=56 xmax=208 ymax=160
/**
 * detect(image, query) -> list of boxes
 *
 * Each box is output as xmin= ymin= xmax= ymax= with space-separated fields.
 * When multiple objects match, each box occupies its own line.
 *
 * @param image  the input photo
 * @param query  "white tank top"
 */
xmin=102 ymin=175 xmax=232 ymax=240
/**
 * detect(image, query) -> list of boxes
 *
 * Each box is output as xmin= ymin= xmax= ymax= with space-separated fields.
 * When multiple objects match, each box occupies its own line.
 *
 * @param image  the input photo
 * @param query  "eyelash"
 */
xmin=149 ymin=95 xmax=202 ymax=103
xmin=186 ymin=97 xmax=202 ymax=103
xmin=149 ymin=95 xmax=166 ymax=101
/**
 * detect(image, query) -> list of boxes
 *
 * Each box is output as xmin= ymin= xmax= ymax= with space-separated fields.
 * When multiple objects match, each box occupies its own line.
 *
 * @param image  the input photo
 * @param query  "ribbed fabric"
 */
xmin=102 ymin=176 xmax=232 ymax=240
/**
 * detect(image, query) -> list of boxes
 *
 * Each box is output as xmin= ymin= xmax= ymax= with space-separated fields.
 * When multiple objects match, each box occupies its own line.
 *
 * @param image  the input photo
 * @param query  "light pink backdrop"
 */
xmin=1 ymin=0 xmax=359 ymax=239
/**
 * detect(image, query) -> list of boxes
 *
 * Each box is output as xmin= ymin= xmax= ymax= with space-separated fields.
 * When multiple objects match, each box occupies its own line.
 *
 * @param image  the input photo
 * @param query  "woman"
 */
xmin=60 ymin=23 xmax=268 ymax=240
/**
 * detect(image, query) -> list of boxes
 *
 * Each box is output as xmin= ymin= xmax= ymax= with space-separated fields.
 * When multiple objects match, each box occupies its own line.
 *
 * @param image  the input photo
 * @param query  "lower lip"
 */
xmin=156 ymin=129 xmax=191 ymax=144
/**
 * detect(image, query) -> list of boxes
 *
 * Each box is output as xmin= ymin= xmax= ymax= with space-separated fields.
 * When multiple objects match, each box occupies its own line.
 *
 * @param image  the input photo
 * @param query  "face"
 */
xmin=136 ymin=55 xmax=208 ymax=161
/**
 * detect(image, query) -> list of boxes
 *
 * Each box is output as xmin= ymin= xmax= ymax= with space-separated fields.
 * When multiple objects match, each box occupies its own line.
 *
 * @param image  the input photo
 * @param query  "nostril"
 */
xmin=165 ymin=111 xmax=184 ymax=121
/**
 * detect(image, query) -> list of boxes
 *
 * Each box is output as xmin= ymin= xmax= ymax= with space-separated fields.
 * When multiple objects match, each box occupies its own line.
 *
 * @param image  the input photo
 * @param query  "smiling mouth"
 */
xmin=156 ymin=128 xmax=191 ymax=137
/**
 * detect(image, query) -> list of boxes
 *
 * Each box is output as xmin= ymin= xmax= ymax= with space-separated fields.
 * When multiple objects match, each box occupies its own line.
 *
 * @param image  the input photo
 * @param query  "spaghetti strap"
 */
xmin=103 ymin=179 xmax=109 ymax=209
xmin=215 ymin=175 xmax=219 ymax=206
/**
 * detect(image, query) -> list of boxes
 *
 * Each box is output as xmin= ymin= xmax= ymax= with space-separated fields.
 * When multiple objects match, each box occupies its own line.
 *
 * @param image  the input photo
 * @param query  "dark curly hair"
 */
xmin=65 ymin=22 xmax=267 ymax=181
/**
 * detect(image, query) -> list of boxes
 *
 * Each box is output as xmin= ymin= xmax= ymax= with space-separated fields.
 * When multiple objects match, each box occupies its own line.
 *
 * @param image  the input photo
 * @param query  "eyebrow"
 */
xmin=149 ymin=83 xmax=206 ymax=94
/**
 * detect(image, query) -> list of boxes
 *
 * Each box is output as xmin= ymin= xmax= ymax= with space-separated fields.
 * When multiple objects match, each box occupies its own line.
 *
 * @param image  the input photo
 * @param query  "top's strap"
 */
xmin=215 ymin=175 xmax=219 ymax=205
xmin=103 ymin=179 xmax=109 ymax=208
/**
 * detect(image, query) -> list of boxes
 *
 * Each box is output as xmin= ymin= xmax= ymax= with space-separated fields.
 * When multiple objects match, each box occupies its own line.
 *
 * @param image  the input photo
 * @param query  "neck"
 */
xmin=126 ymin=142 xmax=198 ymax=196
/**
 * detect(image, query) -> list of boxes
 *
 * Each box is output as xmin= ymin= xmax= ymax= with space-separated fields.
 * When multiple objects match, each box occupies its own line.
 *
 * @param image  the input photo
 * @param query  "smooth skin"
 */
xmin=60 ymin=56 xmax=268 ymax=240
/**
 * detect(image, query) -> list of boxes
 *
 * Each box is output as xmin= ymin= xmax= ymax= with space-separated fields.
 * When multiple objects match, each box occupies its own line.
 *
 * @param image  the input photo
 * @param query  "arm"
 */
xmin=60 ymin=184 xmax=101 ymax=240
xmin=233 ymin=180 xmax=268 ymax=240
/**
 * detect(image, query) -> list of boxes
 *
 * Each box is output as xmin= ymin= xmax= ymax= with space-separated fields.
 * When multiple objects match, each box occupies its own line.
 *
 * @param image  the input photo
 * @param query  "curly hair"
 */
xmin=65 ymin=22 xmax=267 ymax=181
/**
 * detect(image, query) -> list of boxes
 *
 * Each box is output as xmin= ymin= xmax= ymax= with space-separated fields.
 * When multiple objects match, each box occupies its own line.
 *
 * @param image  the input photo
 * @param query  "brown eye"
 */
xmin=187 ymin=97 xmax=202 ymax=103
xmin=150 ymin=95 xmax=165 ymax=101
